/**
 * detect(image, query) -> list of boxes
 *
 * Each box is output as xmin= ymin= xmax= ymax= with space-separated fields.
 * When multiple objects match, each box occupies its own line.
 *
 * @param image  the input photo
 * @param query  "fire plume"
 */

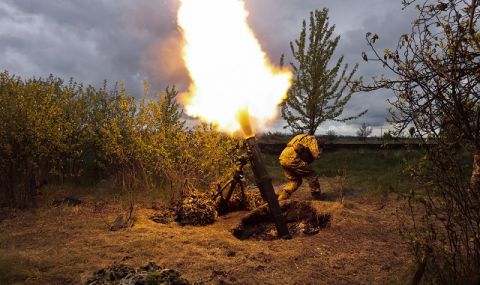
xmin=177 ymin=0 xmax=292 ymax=134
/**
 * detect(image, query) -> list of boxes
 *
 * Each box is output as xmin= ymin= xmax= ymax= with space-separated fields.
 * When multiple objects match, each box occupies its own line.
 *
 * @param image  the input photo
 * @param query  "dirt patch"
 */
xmin=232 ymin=200 xmax=331 ymax=240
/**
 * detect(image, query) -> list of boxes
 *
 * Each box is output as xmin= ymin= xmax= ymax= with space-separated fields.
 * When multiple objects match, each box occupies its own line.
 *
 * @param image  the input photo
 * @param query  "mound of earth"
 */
xmin=85 ymin=262 xmax=192 ymax=285
xmin=232 ymin=200 xmax=331 ymax=240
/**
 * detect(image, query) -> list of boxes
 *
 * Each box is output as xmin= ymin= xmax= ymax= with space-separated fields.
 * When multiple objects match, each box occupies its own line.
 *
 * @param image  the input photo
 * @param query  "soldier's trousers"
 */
xmin=281 ymin=161 xmax=321 ymax=196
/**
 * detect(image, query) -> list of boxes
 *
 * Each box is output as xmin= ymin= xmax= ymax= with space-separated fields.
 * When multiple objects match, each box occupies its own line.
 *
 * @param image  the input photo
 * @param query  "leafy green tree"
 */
xmin=0 ymin=72 xmax=75 ymax=206
xmin=158 ymin=86 xmax=184 ymax=130
xmin=136 ymin=83 xmax=237 ymax=193
xmin=0 ymin=71 xmax=238 ymax=207
xmin=281 ymin=8 xmax=366 ymax=135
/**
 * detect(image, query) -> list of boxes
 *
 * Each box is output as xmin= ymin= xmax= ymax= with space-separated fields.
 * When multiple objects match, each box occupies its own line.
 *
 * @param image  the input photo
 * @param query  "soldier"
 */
xmin=277 ymin=134 xmax=322 ymax=201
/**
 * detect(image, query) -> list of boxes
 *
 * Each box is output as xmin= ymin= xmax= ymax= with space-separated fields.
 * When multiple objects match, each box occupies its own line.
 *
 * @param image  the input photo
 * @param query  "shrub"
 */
xmin=0 ymin=71 xmax=237 ymax=206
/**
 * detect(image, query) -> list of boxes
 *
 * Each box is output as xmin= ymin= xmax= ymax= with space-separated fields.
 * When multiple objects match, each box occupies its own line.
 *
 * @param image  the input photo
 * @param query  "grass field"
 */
xmin=0 ymin=148 xmax=473 ymax=284
xmin=264 ymin=149 xmax=422 ymax=196
xmin=0 ymin=166 xmax=413 ymax=285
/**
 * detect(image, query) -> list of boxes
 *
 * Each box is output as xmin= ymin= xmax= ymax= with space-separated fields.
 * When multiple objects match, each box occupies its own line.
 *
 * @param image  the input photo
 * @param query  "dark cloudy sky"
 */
xmin=0 ymin=0 xmax=417 ymax=135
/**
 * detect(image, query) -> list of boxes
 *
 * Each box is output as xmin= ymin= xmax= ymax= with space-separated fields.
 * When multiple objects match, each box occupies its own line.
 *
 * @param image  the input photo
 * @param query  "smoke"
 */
xmin=141 ymin=31 xmax=189 ymax=91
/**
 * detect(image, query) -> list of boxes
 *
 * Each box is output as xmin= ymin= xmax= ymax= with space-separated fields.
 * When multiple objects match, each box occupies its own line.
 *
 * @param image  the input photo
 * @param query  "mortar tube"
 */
xmin=237 ymin=110 xmax=291 ymax=239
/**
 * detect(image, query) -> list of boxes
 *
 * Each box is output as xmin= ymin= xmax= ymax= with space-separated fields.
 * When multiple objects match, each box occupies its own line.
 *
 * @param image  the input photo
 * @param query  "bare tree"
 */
xmin=363 ymin=0 xmax=480 ymax=283
xmin=364 ymin=0 xmax=480 ymax=189
xmin=356 ymin=123 xmax=373 ymax=141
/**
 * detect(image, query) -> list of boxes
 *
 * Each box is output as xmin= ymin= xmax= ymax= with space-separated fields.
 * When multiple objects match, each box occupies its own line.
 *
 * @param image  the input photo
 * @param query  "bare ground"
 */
xmin=0 ymin=178 xmax=411 ymax=285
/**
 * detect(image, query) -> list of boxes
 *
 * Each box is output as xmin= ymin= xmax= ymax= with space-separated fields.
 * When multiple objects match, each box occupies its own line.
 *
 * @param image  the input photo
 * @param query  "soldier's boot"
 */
xmin=308 ymin=177 xmax=323 ymax=200
xmin=277 ymin=180 xmax=300 ymax=201
xmin=277 ymin=190 xmax=291 ymax=201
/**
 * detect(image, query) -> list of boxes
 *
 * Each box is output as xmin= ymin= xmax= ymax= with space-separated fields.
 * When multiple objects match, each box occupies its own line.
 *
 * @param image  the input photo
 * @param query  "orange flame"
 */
xmin=177 ymin=0 xmax=292 ymax=134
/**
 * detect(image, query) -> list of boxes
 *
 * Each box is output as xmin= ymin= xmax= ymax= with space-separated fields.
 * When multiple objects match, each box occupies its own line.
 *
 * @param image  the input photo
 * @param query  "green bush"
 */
xmin=0 ymin=71 xmax=237 ymax=206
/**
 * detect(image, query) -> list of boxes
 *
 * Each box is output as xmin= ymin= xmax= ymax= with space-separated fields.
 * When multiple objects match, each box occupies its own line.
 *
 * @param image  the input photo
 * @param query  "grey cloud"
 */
xmin=243 ymin=0 xmax=417 ymax=134
xmin=0 ymin=0 xmax=418 ymax=135
xmin=329 ymin=3 xmax=418 ymax=133
xmin=0 ymin=0 xmax=176 ymax=92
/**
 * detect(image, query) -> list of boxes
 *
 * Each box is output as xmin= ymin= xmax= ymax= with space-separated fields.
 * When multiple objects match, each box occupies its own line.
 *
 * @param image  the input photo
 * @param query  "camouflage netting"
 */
xmin=85 ymin=262 xmax=192 ymax=285
xmin=232 ymin=200 xmax=332 ymax=240
xmin=151 ymin=186 xmax=266 ymax=226
xmin=175 ymin=188 xmax=217 ymax=226
xmin=241 ymin=190 xmax=264 ymax=210
xmin=215 ymin=189 xmax=264 ymax=215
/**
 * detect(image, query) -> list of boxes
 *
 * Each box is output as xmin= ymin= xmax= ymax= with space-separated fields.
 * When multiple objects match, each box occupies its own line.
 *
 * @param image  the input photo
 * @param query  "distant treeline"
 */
xmin=258 ymin=141 xmax=430 ymax=155
xmin=0 ymin=71 xmax=237 ymax=207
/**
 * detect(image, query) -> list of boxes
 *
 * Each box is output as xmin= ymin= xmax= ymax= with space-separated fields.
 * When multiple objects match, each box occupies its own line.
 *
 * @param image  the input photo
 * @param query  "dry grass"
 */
xmin=0 ymin=180 xmax=411 ymax=285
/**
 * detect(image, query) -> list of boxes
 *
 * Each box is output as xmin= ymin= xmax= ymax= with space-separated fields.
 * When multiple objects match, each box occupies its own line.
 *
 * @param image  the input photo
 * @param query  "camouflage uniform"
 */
xmin=278 ymin=134 xmax=321 ymax=200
